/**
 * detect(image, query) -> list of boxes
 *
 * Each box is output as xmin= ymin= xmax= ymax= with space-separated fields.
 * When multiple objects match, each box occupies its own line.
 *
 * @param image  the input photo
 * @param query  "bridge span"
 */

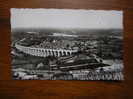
xmin=15 ymin=43 xmax=78 ymax=57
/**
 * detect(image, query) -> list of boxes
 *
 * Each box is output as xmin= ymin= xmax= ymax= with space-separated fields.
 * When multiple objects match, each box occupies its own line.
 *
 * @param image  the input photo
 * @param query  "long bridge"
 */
xmin=15 ymin=43 xmax=78 ymax=57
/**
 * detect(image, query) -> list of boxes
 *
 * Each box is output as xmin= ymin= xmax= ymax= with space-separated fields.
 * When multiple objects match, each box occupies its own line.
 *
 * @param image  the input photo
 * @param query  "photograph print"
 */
xmin=10 ymin=8 xmax=124 ymax=80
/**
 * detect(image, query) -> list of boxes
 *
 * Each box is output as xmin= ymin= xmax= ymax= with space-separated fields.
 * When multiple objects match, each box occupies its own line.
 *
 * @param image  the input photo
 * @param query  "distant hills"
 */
xmin=12 ymin=28 xmax=123 ymax=36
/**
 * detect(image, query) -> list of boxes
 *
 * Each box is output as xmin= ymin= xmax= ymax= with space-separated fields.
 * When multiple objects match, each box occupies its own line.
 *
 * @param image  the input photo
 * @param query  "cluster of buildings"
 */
xmin=14 ymin=32 xmax=122 ymax=60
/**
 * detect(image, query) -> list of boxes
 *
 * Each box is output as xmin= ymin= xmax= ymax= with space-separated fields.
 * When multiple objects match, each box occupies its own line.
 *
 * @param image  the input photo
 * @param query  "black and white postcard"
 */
xmin=10 ymin=8 xmax=124 ymax=80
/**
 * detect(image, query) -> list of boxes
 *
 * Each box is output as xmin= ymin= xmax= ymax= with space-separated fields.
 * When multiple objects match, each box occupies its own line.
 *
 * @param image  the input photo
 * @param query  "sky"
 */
xmin=11 ymin=8 xmax=123 ymax=29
